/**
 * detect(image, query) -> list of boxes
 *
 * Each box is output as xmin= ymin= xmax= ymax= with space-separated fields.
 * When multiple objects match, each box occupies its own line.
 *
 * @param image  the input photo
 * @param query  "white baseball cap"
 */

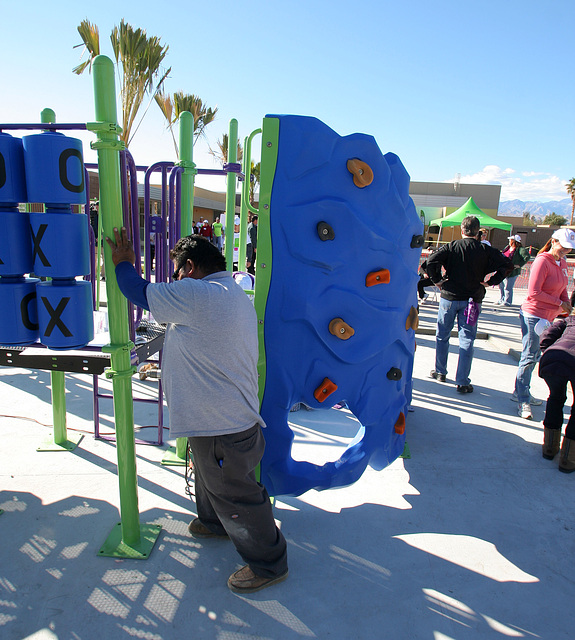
xmin=507 ymin=234 xmax=522 ymax=242
xmin=552 ymin=228 xmax=575 ymax=249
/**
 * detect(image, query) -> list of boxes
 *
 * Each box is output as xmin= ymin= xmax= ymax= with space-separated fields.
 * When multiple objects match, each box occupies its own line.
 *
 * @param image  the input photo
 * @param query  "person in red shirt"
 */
xmin=199 ymin=220 xmax=213 ymax=243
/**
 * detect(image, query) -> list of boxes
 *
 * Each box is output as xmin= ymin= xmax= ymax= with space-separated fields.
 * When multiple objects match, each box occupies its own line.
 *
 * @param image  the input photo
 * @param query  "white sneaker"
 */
xmin=518 ymin=402 xmax=532 ymax=419
xmin=510 ymin=391 xmax=542 ymax=406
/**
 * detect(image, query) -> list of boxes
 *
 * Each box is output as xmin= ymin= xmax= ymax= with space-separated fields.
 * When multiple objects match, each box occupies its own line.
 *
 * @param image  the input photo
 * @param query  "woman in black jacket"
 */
xmin=539 ymin=292 xmax=575 ymax=472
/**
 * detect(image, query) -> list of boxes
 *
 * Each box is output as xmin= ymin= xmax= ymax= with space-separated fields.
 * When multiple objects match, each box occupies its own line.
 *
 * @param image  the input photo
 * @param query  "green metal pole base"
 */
xmin=37 ymin=432 xmax=84 ymax=452
xmin=161 ymin=446 xmax=187 ymax=466
xmin=98 ymin=522 xmax=161 ymax=559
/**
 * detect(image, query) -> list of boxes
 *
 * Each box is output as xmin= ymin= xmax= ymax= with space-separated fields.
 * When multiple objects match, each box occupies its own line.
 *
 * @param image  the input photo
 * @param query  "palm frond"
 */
xmin=110 ymin=19 xmax=169 ymax=145
xmin=72 ymin=19 xmax=100 ymax=75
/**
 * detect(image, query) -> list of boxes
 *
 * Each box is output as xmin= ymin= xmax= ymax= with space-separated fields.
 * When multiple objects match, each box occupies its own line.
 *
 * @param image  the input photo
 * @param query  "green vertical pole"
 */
xmin=50 ymin=370 xmax=67 ymax=445
xmin=176 ymin=111 xmax=195 ymax=460
xmin=41 ymin=109 xmax=66 ymax=445
xmin=91 ymin=55 xmax=161 ymax=557
xmin=224 ymin=119 xmax=238 ymax=269
xmin=178 ymin=111 xmax=196 ymax=236
xmin=40 ymin=108 xmax=56 ymax=126
xmin=36 ymin=109 xmax=81 ymax=453
xmin=239 ymin=129 xmax=262 ymax=270
xmin=254 ymin=118 xmax=279 ymax=405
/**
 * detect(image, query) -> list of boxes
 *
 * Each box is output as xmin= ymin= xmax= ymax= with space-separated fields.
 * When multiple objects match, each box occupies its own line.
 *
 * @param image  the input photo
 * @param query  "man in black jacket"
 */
xmin=426 ymin=216 xmax=512 ymax=393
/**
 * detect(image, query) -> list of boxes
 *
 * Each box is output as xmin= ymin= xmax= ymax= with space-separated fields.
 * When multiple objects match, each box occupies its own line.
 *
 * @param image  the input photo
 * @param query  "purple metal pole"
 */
xmin=0 ymin=123 xmax=88 ymax=131
xmin=125 ymin=150 xmax=143 ymax=328
xmin=119 ymin=151 xmax=136 ymax=343
xmin=93 ymin=374 xmax=101 ymax=438
xmin=168 ymin=166 xmax=184 ymax=254
xmin=168 ymin=168 xmax=176 ymax=255
xmin=175 ymin=169 xmax=182 ymax=249
xmin=145 ymin=162 xmax=173 ymax=285
xmin=157 ymin=350 xmax=164 ymax=445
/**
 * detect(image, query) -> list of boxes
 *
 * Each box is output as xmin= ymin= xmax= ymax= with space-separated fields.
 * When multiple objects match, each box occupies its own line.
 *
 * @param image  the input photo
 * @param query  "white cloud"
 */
xmin=445 ymin=165 xmax=570 ymax=202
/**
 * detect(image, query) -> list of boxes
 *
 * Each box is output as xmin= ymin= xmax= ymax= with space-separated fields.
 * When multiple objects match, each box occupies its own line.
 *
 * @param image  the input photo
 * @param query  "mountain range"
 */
xmin=499 ymin=198 xmax=573 ymax=220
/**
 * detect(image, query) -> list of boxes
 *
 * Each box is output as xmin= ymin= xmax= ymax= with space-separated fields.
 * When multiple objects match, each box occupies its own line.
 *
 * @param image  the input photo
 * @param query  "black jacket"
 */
xmin=426 ymin=237 xmax=513 ymax=302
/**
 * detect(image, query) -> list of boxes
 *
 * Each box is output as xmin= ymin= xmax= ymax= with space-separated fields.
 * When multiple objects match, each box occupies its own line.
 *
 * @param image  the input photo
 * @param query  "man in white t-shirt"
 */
xmin=106 ymin=229 xmax=288 ymax=594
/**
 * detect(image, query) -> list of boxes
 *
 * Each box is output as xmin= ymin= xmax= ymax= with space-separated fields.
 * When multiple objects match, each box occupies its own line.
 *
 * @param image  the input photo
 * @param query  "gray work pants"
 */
xmin=188 ymin=424 xmax=288 ymax=578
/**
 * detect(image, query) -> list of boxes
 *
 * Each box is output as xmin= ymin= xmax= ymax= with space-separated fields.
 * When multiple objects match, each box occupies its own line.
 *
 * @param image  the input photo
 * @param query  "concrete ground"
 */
xmin=1 ymin=285 xmax=574 ymax=640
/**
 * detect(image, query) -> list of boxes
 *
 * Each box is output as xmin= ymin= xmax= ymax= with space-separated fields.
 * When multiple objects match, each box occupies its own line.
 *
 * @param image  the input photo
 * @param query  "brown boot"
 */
xmin=542 ymin=428 xmax=561 ymax=460
xmin=559 ymin=437 xmax=575 ymax=473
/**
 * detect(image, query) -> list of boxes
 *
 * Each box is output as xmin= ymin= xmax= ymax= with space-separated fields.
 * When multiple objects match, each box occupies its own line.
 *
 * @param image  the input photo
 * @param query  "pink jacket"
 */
xmin=521 ymin=251 xmax=569 ymax=321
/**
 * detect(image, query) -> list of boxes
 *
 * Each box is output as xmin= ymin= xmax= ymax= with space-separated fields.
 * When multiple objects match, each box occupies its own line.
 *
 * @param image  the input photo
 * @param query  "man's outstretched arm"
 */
xmin=105 ymin=227 xmax=150 ymax=311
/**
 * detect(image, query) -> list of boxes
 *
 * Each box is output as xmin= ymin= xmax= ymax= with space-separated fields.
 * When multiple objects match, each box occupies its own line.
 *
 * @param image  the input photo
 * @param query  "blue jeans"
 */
xmin=498 ymin=275 xmax=518 ymax=305
xmin=514 ymin=311 xmax=541 ymax=403
xmin=435 ymin=297 xmax=480 ymax=386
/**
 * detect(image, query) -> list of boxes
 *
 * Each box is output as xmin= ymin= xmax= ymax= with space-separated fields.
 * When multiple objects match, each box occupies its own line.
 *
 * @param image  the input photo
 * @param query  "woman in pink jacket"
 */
xmin=514 ymin=229 xmax=575 ymax=419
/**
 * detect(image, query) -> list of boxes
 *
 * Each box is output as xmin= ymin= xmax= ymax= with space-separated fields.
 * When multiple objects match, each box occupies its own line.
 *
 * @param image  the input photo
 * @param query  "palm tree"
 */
xmin=155 ymin=90 xmax=217 ymax=157
xmin=208 ymin=133 xmax=243 ymax=165
xmin=566 ymin=178 xmax=575 ymax=225
xmin=73 ymin=18 xmax=170 ymax=147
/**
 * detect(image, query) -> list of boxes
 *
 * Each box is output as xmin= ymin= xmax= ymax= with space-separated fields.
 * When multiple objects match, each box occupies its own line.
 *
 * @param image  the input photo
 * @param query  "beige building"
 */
xmin=410 ymin=180 xmax=502 ymax=226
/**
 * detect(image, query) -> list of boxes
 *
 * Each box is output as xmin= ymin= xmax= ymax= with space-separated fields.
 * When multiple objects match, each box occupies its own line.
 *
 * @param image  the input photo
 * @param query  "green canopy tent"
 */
xmin=428 ymin=196 xmax=511 ymax=246
xmin=429 ymin=196 xmax=511 ymax=230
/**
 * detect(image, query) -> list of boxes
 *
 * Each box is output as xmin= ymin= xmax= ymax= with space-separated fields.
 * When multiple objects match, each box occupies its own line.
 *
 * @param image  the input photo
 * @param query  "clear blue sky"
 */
xmin=1 ymin=0 xmax=573 ymax=202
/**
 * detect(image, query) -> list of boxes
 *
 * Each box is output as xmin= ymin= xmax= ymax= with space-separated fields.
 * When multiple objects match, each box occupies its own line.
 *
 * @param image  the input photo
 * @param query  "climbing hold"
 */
xmin=329 ymin=318 xmax=355 ymax=340
xmin=313 ymin=377 xmax=338 ymax=403
xmin=317 ymin=221 xmax=335 ymax=241
xmin=347 ymin=158 xmax=374 ymax=188
xmin=410 ymin=234 xmax=424 ymax=248
xmin=387 ymin=367 xmax=402 ymax=381
xmin=405 ymin=306 xmax=419 ymax=330
xmin=365 ymin=269 xmax=390 ymax=287
xmin=394 ymin=412 xmax=406 ymax=434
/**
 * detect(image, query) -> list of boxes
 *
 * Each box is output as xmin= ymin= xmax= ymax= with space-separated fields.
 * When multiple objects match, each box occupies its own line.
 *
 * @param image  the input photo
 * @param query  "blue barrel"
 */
xmin=22 ymin=132 xmax=85 ymax=205
xmin=0 ymin=132 xmax=27 ymax=205
xmin=36 ymin=280 xmax=94 ymax=349
xmin=0 ymin=277 xmax=40 ymax=345
xmin=29 ymin=212 xmax=90 ymax=277
xmin=0 ymin=209 xmax=33 ymax=276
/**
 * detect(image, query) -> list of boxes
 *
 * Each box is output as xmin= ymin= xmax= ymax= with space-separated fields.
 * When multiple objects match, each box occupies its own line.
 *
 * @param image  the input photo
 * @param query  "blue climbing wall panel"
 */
xmin=258 ymin=115 xmax=423 ymax=497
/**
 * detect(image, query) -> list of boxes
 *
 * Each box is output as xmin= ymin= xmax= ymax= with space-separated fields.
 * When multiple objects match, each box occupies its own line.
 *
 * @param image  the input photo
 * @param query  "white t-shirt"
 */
xmin=146 ymin=271 xmax=264 ymax=437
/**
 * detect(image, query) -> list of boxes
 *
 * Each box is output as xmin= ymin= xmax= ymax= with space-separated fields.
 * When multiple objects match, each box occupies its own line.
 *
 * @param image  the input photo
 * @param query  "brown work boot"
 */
xmin=542 ymin=428 xmax=561 ymax=460
xmin=228 ymin=565 xmax=289 ymax=594
xmin=559 ymin=437 xmax=575 ymax=473
xmin=188 ymin=518 xmax=229 ymax=539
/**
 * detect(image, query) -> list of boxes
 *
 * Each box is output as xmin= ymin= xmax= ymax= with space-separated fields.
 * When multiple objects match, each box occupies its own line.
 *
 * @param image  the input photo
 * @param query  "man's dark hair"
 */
xmin=252 ymin=215 xmax=258 ymax=222
xmin=169 ymin=235 xmax=227 ymax=275
xmin=461 ymin=216 xmax=480 ymax=238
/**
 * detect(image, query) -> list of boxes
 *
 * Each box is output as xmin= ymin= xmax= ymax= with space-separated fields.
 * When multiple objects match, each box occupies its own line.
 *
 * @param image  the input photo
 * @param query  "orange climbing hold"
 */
xmin=329 ymin=318 xmax=355 ymax=340
xmin=365 ymin=269 xmax=390 ymax=287
xmin=313 ymin=377 xmax=338 ymax=403
xmin=394 ymin=412 xmax=406 ymax=434
xmin=347 ymin=158 xmax=374 ymax=188
xmin=405 ymin=306 xmax=419 ymax=331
